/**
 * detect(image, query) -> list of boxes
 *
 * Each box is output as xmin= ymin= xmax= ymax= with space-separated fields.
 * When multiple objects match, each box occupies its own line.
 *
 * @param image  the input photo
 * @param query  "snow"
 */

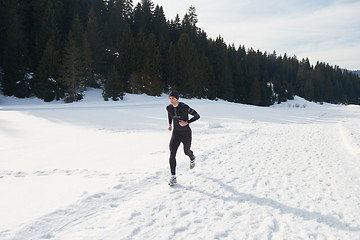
xmin=1 ymin=89 xmax=360 ymax=239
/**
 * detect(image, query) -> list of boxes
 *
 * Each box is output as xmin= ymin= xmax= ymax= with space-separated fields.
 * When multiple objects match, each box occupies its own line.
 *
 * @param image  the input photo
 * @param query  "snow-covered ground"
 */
xmin=0 ymin=89 xmax=360 ymax=240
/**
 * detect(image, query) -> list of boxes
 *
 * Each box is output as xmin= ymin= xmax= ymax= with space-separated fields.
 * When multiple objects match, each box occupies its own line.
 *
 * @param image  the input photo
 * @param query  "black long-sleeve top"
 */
xmin=166 ymin=102 xmax=200 ymax=131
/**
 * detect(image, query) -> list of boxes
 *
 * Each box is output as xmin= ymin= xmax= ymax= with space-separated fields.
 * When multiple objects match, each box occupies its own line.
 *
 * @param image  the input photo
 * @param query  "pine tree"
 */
xmin=312 ymin=62 xmax=326 ymax=102
xmin=33 ymin=36 xmax=61 ymax=101
xmin=153 ymin=6 xmax=169 ymax=43
xmin=81 ymin=35 xmax=94 ymax=88
xmin=176 ymin=33 xmax=201 ymax=97
xmin=169 ymin=14 xmax=181 ymax=43
xmin=141 ymin=0 xmax=155 ymax=34
xmin=122 ymin=0 xmax=134 ymax=23
xmin=182 ymin=6 xmax=198 ymax=39
xmin=71 ymin=13 xmax=84 ymax=48
xmin=103 ymin=64 xmax=124 ymax=101
xmin=129 ymin=29 xmax=147 ymax=93
xmin=2 ymin=2 xmax=30 ymax=97
xmin=86 ymin=8 xmax=105 ymax=75
xmin=143 ymin=33 xmax=163 ymax=96
xmin=69 ymin=12 xmax=97 ymax=89
xmin=210 ymin=37 xmax=234 ymax=101
xmin=249 ymin=77 xmax=261 ymax=105
xmin=132 ymin=3 xmax=144 ymax=36
xmin=0 ymin=0 xmax=11 ymax=69
xmin=116 ymin=22 xmax=136 ymax=92
xmin=304 ymin=78 xmax=314 ymax=101
xmin=166 ymin=42 xmax=179 ymax=90
xmin=32 ymin=0 xmax=62 ymax=101
xmin=199 ymin=54 xmax=216 ymax=99
xmin=107 ymin=0 xmax=125 ymax=45
xmin=230 ymin=46 xmax=247 ymax=103
xmin=59 ymin=32 xmax=84 ymax=103
xmin=296 ymin=58 xmax=311 ymax=98
xmin=31 ymin=0 xmax=61 ymax=68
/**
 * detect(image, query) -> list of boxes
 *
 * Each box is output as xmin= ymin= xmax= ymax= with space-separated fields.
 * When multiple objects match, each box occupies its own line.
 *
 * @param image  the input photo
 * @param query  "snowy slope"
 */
xmin=1 ymin=89 xmax=360 ymax=239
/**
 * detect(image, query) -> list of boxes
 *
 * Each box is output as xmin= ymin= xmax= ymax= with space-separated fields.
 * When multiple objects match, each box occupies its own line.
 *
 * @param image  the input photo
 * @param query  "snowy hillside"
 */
xmin=1 ymin=89 xmax=360 ymax=239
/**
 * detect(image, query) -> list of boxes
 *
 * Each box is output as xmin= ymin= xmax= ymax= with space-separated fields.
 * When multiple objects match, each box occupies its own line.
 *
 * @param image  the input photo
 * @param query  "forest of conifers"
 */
xmin=1 ymin=0 xmax=360 ymax=105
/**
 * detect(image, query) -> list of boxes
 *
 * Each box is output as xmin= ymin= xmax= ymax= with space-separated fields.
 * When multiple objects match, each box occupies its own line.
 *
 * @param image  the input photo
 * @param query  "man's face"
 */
xmin=169 ymin=96 xmax=178 ymax=105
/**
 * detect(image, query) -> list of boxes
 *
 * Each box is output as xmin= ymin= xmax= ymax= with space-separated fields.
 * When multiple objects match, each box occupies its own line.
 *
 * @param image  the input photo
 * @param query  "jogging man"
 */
xmin=166 ymin=90 xmax=200 ymax=186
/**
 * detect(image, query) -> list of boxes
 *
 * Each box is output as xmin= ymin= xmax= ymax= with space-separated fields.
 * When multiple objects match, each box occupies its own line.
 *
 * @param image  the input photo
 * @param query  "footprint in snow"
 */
xmin=14 ymin=172 xmax=26 ymax=177
xmin=113 ymin=184 xmax=123 ymax=189
xmin=129 ymin=211 xmax=142 ymax=220
xmin=34 ymin=171 xmax=49 ymax=176
xmin=180 ymin=211 xmax=190 ymax=217
xmin=129 ymin=227 xmax=141 ymax=237
xmin=86 ymin=192 xmax=106 ymax=200
xmin=40 ymin=233 xmax=54 ymax=239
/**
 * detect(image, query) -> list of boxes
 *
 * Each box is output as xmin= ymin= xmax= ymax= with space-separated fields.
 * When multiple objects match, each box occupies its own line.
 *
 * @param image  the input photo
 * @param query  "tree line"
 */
xmin=1 ymin=0 xmax=359 ymax=105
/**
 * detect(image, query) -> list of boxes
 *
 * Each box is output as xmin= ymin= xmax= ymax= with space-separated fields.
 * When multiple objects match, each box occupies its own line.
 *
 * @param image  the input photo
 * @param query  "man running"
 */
xmin=166 ymin=90 xmax=200 ymax=186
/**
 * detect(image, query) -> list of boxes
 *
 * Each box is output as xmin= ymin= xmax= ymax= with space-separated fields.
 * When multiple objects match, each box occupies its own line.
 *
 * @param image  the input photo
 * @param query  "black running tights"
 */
xmin=169 ymin=129 xmax=194 ymax=175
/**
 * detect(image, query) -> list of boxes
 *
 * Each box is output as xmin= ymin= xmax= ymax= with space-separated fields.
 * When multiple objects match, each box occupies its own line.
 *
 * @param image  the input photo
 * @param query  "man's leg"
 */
xmin=182 ymin=129 xmax=195 ymax=160
xmin=169 ymin=132 xmax=181 ymax=175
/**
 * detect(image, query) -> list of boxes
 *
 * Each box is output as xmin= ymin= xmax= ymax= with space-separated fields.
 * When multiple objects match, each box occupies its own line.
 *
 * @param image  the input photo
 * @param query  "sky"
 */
xmin=133 ymin=0 xmax=360 ymax=70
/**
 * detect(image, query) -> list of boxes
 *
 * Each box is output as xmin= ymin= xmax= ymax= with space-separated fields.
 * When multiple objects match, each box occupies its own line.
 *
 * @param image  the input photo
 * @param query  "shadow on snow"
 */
xmin=183 ymin=176 xmax=360 ymax=232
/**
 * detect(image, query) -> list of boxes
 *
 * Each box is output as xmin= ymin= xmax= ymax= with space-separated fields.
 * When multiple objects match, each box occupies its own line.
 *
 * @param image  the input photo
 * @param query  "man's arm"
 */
xmin=187 ymin=106 xmax=200 ymax=124
xmin=167 ymin=105 xmax=172 ymax=131
xmin=168 ymin=113 xmax=172 ymax=125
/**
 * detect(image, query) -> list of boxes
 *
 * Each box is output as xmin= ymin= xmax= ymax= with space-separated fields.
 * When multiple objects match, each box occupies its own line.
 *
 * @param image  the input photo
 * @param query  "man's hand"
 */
xmin=179 ymin=120 xmax=188 ymax=127
xmin=168 ymin=124 xmax=172 ymax=131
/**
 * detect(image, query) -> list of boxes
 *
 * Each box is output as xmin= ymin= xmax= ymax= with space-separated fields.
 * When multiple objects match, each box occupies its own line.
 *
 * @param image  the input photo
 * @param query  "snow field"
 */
xmin=1 ymin=89 xmax=360 ymax=239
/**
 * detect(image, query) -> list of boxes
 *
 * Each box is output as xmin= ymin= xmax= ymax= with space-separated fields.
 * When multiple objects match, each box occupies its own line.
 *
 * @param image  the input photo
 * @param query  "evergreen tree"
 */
xmin=69 ymin=12 xmax=97 ymax=89
xmin=140 ymin=0 xmax=155 ymax=34
xmin=107 ymin=0 xmax=125 ymax=45
xmin=133 ymin=0 xmax=155 ymax=36
xmin=249 ymin=77 xmax=261 ymax=105
xmin=166 ymin=42 xmax=179 ymax=90
xmin=32 ymin=0 xmax=62 ymax=101
xmin=176 ymin=33 xmax=201 ymax=97
xmin=177 ymin=33 xmax=200 ymax=97
xmin=103 ymin=64 xmax=124 ymax=101
xmin=116 ymin=22 xmax=136 ymax=92
xmin=31 ymin=0 xmax=62 ymax=68
xmin=199 ymin=54 xmax=216 ymax=99
xmin=71 ymin=13 xmax=84 ymax=48
xmin=296 ymin=58 xmax=311 ymax=98
xmin=332 ymin=67 xmax=346 ymax=103
xmin=0 ymin=0 xmax=11 ymax=68
xmin=143 ymin=33 xmax=163 ymax=96
xmin=2 ymin=2 xmax=30 ymax=97
xmin=169 ymin=14 xmax=182 ymax=43
xmin=33 ymin=36 xmax=61 ymax=101
xmin=209 ymin=37 xmax=234 ymax=101
xmin=229 ymin=45 xmax=247 ymax=103
xmin=81 ymin=35 xmax=94 ymax=88
xmin=153 ymin=6 xmax=169 ymax=46
xmin=59 ymin=32 xmax=84 ymax=102
xmin=182 ymin=6 xmax=198 ymax=38
xmin=312 ymin=62 xmax=326 ymax=102
xmin=86 ymin=8 xmax=106 ymax=76
xmin=122 ymin=0 xmax=134 ymax=23
xmin=129 ymin=28 xmax=147 ymax=93
xmin=304 ymin=78 xmax=314 ymax=101
xmin=132 ymin=3 xmax=145 ymax=37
